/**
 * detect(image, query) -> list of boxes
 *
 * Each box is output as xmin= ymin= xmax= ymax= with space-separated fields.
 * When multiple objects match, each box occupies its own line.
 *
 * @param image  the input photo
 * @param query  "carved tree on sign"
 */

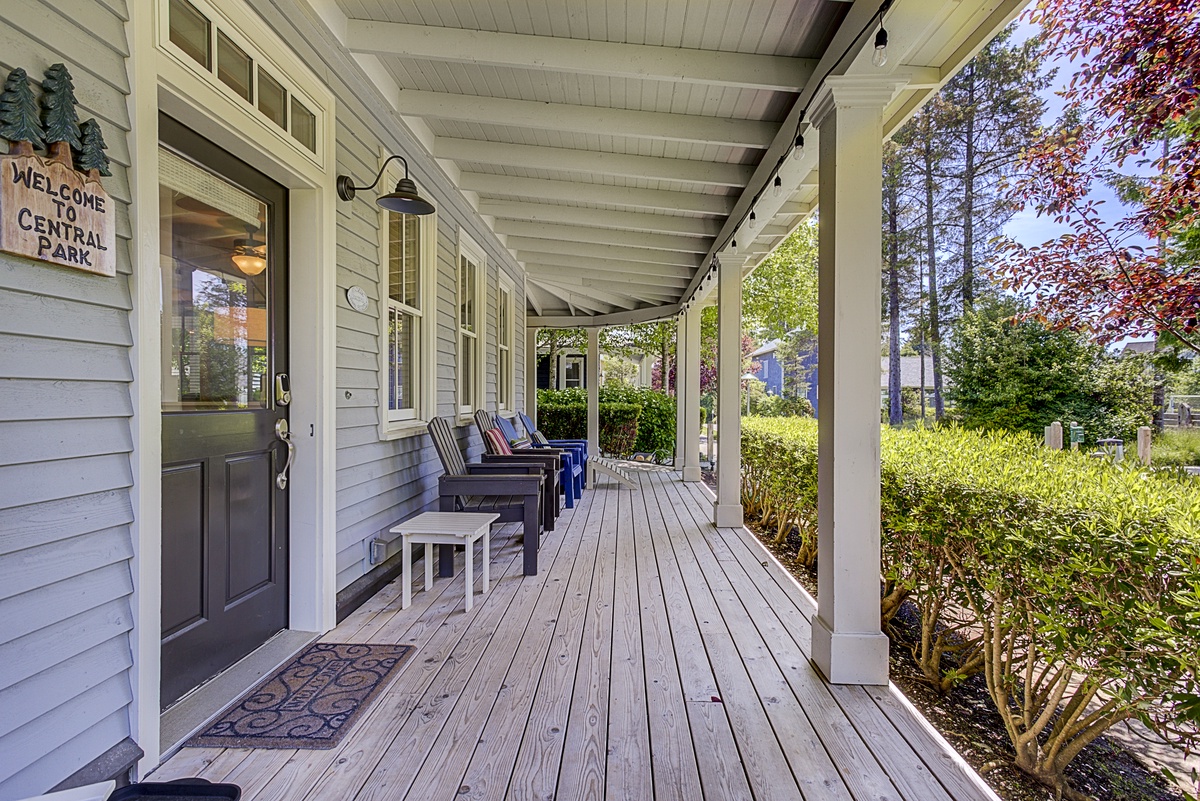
xmin=75 ymin=118 xmax=111 ymax=178
xmin=41 ymin=63 xmax=81 ymax=164
xmin=0 ymin=68 xmax=44 ymax=155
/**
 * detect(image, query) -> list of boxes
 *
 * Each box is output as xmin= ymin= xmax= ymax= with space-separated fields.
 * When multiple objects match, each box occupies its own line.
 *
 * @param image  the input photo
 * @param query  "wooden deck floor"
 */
xmin=152 ymin=469 xmax=997 ymax=801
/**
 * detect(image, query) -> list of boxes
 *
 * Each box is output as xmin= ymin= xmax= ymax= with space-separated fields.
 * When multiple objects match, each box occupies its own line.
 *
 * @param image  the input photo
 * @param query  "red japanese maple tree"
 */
xmin=994 ymin=0 xmax=1200 ymax=354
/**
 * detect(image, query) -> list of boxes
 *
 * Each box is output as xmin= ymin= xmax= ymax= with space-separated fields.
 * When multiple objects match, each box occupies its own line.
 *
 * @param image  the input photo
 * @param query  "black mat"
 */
xmin=187 ymin=642 xmax=413 ymax=749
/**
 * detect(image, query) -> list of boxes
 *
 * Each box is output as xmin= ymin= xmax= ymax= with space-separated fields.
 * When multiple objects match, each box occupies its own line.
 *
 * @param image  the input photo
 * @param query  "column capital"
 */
xmin=810 ymin=74 xmax=908 ymax=127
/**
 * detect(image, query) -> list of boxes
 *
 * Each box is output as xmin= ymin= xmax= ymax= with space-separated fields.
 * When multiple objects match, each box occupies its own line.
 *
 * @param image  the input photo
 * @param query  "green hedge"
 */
xmin=537 ymin=387 xmax=677 ymax=460
xmin=742 ymin=417 xmax=1200 ymax=795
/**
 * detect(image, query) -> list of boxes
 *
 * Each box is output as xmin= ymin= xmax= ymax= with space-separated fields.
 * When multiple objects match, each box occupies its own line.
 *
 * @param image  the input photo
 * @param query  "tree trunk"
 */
xmin=922 ymin=135 xmax=945 ymax=419
xmin=886 ymin=173 xmax=902 ymax=426
xmin=961 ymin=65 xmax=978 ymax=313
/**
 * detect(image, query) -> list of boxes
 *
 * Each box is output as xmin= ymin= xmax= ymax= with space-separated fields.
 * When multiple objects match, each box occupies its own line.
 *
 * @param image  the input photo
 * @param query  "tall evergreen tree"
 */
xmin=884 ymin=143 xmax=905 ymax=425
xmin=937 ymin=29 xmax=1049 ymax=312
xmin=41 ymin=63 xmax=81 ymax=164
xmin=74 ymin=118 xmax=110 ymax=177
xmin=0 ymin=68 xmax=44 ymax=154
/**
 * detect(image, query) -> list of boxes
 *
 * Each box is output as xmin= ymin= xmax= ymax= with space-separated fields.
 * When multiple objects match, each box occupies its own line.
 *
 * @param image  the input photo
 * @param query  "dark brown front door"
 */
xmin=159 ymin=115 xmax=290 ymax=709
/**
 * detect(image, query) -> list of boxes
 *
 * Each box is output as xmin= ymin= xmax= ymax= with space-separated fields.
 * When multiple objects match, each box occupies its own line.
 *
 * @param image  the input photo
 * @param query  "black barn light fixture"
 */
xmin=336 ymin=154 xmax=435 ymax=215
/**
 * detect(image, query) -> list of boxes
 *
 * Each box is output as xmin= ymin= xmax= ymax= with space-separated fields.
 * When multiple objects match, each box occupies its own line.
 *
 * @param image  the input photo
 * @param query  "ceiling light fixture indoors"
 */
xmin=231 ymin=226 xmax=267 ymax=276
xmin=336 ymin=154 xmax=435 ymax=215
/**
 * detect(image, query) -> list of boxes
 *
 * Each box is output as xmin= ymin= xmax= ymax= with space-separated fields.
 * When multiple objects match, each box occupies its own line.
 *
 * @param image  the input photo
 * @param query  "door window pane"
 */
xmin=169 ymin=0 xmax=211 ymax=69
xmin=160 ymin=147 xmax=270 ymax=411
xmin=217 ymin=31 xmax=253 ymax=102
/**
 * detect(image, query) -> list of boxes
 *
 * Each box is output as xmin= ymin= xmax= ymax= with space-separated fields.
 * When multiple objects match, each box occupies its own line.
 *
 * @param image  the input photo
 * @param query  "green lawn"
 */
xmin=1153 ymin=428 xmax=1200 ymax=468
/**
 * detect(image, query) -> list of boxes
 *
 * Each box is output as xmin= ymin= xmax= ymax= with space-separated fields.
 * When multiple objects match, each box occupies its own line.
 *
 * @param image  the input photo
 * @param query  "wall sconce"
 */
xmin=336 ymin=154 xmax=435 ymax=215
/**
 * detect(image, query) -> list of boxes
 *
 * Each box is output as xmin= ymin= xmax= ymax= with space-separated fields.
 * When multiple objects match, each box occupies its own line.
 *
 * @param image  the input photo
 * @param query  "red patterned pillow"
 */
xmin=484 ymin=428 xmax=512 ymax=455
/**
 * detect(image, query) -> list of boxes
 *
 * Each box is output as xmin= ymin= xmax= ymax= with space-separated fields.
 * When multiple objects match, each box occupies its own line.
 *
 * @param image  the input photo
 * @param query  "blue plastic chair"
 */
xmin=497 ymin=414 xmax=584 ymax=503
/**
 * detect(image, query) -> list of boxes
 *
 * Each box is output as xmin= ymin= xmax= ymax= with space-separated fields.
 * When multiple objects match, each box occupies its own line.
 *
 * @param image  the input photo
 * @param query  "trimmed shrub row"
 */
xmin=742 ymin=417 xmax=1200 ymax=797
xmin=537 ymin=387 xmax=676 ymax=459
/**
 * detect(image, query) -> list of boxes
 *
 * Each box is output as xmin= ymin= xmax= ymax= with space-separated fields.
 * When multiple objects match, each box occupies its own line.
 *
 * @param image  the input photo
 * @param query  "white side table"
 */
xmin=390 ymin=512 xmax=500 ymax=612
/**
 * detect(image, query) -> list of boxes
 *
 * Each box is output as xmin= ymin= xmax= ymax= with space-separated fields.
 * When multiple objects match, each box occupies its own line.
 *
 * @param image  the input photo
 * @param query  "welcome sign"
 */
xmin=1 ymin=152 xmax=115 ymax=277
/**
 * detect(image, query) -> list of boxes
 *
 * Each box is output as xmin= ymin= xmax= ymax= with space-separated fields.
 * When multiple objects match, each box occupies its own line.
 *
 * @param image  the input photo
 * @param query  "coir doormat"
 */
xmin=187 ymin=642 xmax=413 ymax=749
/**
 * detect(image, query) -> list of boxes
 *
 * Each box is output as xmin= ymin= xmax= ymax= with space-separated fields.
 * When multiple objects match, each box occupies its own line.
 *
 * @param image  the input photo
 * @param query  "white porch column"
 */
xmin=713 ymin=262 xmax=742 ymax=527
xmin=586 ymin=326 xmax=600 ymax=455
xmin=674 ymin=313 xmax=686 ymax=468
xmin=683 ymin=305 xmax=702 ymax=482
xmin=811 ymin=75 xmax=906 ymax=686
xmin=526 ymin=326 xmax=539 ymax=424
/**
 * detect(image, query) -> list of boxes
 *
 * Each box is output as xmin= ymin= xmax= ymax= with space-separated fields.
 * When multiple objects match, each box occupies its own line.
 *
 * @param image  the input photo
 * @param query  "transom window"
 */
xmin=163 ymin=0 xmax=321 ymax=156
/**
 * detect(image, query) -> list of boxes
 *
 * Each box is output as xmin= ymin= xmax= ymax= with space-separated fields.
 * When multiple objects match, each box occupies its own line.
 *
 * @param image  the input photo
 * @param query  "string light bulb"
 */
xmin=773 ymin=175 xmax=783 ymax=198
xmin=792 ymin=132 xmax=805 ymax=161
xmin=872 ymin=27 xmax=889 ymax=67
xmin=748 ymin=211 xmax=757 ymax=230
xmin=730 ymin=238 xmax=738 ymax=254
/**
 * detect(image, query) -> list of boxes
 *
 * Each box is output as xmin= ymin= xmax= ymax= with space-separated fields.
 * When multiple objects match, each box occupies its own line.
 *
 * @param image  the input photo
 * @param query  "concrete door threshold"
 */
xmin=158 ymin=629 xmax=320 ymax=758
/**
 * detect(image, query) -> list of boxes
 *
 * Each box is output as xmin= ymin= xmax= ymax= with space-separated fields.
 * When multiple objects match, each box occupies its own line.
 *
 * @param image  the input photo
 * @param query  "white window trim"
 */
xmin=377 ymin=160 xmax=437 ymax=440
xmin=457 ymin=229 xmax=487 ymax=419
xmin=497 ymin=273 xmax=514 ymax=411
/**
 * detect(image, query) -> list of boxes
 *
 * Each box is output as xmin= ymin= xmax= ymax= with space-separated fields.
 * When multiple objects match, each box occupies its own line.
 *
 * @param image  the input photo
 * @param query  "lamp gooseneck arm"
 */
xmin=337 ymin=155 xmax=410 ymax=201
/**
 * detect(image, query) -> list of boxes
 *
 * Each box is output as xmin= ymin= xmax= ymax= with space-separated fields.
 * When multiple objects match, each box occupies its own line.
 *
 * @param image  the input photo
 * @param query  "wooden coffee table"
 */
xmin=390 ymin=512 xmax=500 ymax=612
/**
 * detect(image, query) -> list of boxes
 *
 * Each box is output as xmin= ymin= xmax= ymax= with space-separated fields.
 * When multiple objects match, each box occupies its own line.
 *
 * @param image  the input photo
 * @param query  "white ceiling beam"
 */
xmin=398 ymin=90 xmax=776 ymax=148
xmin=528 ymin=269 xmax=687 ymax=298
xmin=503 ymin=237 xmax=701 ymax=269
xmin=520 ymin=259 xmax=693 ymax=285
xmin=526 ymin=282 xmax=543 ymax=315
xmin=345 ymin=20 xmax=816 ymax=92
xmin=435 ymin=139 xmax=752 ymax=187
xmin=531 ymin=281 xmax=616 ymax=314
xmin=529 ymin=303 xmax=681 ymax=328
xmin=479 ymin=201 xmax=719 ymax=238
xmin=493 ymin=220 xmax=710 ymax=253
xmin=458 ymin=173 xmax=734 ymax=217
xmin=531 ymin=279 xmax=648 ymax=310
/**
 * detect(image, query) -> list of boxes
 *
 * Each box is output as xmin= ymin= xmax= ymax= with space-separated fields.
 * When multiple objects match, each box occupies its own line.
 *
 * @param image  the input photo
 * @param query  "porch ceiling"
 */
xmin=331 ymin=0 xmax=1026 ymax=326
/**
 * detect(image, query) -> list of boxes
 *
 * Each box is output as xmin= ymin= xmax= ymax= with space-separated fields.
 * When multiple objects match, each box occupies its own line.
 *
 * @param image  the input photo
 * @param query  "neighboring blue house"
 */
xmin=750 ymin=339 xmax=819 ymax=413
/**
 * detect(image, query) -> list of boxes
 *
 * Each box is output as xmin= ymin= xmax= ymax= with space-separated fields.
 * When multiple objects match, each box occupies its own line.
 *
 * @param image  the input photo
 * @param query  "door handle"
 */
xmin=275 ymin=419 xmax=295 ymax=490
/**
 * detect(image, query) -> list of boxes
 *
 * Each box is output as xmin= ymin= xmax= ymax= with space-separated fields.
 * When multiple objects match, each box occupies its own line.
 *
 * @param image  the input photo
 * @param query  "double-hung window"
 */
xmin=457 ymin=232 xmax=486 ymax=416
xmin=378 ymin=183 xmax=435 ymax=437
xmin=497 ymin=277 xmax=514 ymax=410
xmin=386 ymin=212 xmax=422 ymax=421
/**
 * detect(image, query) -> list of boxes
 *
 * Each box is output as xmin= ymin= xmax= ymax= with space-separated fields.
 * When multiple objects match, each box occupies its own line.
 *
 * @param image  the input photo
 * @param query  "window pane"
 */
xmin=389 ymin=306 xmax=416 ymax=414
xmin=257 ymin=68 xmax=287 ymax=129
xmin=291 ymin=97 xmax=316 ymax=152
xmin=159 ymin=147 xmax=270 ymax=412
xmin=499 ymin=289 xmax=510 ymax=347
xmin=461 ymin=333 xmax=475 ymax=404
xmin=403 ymin=215 xmax=420 ymax=307
xmin=217 ymin=31 xmax=252 ymax=101
xmin=499 ymin=358 xmax=510 ymax=407
xmin=169 ymin=0 xmax=211 ymax=70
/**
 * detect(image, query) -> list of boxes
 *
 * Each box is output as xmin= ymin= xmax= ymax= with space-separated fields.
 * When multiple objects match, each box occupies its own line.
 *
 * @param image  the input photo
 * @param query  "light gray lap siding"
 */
xmin=240 ymin=2 xmax=529 ymax=592
xmin=0 ymin=2 xmax=136 ymax=798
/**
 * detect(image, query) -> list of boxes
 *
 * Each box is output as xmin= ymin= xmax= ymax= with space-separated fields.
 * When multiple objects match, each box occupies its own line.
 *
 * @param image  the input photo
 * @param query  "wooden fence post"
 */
xmin=1137 ymin=426 xmax=1152 ymax=466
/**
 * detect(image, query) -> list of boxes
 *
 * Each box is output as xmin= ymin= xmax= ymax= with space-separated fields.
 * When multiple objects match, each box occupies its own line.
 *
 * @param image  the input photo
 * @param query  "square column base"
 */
xmin=811 ymin=615 xmax=889 ymax=685
xmin=713 ymin=503 xmax=743 ymax=528
xmin=682 ymin=466 xmax=702 ymax=482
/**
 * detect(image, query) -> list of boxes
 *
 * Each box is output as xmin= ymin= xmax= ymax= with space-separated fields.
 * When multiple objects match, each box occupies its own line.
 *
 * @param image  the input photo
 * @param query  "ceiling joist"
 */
xmin=400 ymin=91 xmax=776 ymax=148
xmin=346 ymin=20 xmax=816 ymax=92
xmin=502 ymin=237 xmax=701 ymax=269
xmin=459 ymin=173 xmax=733 ymax=217
xmin=521 ymin=259 xmax=693 ymax=286
xmin=479 ymin=201 xmax=720 ymax=238
xmin=493 ymin=220 xmax=710 ymax=253
xmin=434 ymin=138 xmax=753 ymax=187
xmin=527 ymin=268 xmax=688 ymax=296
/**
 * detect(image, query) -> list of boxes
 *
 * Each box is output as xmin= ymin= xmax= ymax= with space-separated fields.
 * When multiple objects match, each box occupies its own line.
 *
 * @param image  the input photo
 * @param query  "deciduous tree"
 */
xmin=995 ymin=0 xmax=1200 ymax=354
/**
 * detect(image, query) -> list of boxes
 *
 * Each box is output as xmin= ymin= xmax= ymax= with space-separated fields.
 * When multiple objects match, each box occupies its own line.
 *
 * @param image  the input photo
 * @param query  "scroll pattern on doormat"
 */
xmin=187 ymin=642 xmax=413 ymax=749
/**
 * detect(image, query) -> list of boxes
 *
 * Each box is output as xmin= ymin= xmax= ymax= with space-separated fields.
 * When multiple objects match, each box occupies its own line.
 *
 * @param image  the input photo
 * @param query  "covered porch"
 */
xmin=150 ymin=470 xmax=995 ymax=801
